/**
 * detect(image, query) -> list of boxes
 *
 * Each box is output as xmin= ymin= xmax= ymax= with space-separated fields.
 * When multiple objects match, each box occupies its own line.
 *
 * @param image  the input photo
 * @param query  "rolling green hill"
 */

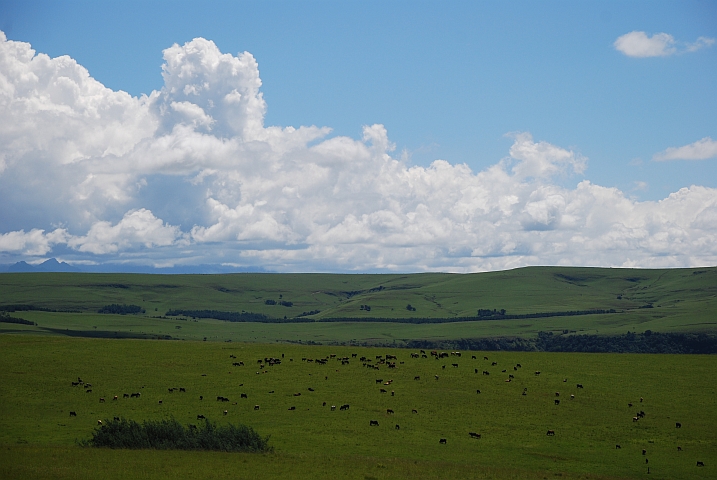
xmin=1 ymin=266 xmax=715 ymax=346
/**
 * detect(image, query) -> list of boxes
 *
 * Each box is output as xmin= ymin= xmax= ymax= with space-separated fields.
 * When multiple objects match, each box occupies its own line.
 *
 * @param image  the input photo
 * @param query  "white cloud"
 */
xmin=614 ymin=31 xmax=715 ymax=58
xmin=653 ymin=137 xmax=717 ymax=161
xmin=1 ymin=32 xmax=717 ymax=271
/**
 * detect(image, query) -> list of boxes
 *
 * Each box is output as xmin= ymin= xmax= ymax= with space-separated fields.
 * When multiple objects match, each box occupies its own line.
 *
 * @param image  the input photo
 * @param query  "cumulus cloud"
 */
xmin=653 ymin=137 xmax=717 ymax=161
xmin=1 ymin=32 xmax=717 ymax=271
xmin=614 ymin=31 xmax=715 ymax=57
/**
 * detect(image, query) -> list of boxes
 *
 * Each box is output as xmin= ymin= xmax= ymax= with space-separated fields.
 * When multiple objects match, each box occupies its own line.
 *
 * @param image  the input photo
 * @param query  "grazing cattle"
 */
xmin=370 ymin=420 xmax=379 ymax=426
xmin=380 ymin=388 xmax=387 ymax=393
xmin=577 ymin=384 xmax=584 ymax=389
xmin=331 ymin=405 xmax=336 ymax=411
xmin=475 ymin=369 xmax=478 ymax=374
xmin=522 ymin=391 xmax=527 ymax=396
xmin=197 ymin=415 xmax=205 ymax=420
xmin=86 ymin=390 xmax=92 ymax=393
xmin=395 ymin=424 xmax=400 ymax=430
xmin=534 ymin=371 xmax=541 ymax=376
xmin=123 ymin=393 xmax=129 ymax=398
xmin=130 ymin=392 xmax=140 ymax=398
xmin=483 ymin=356 xmax=488 ymax=360
xmin=555 ymin=392 xmax=560 ymax=397
xmin=113 ymin=396 xmax=118 ymax=401
xmin=200 ymin=396 xmax=203 ymax=400
xmin=675 ymin=422 xmax=682 ymax=428
xmin=677 ymin=446 xmax=682 ymax=451
xmin=435 ymin=375 xmax=439 ymax=380
xmin=340 ymin=404 xmax=350 ymax=410
xmin=570 ymin=395 xmax=574 ymax=399
xmin=642 ymin=449 xmax=646 ymax=455
xmin=469 ymin=432 xmax=481 ymax=439
xmin=554 ymin=399 xmax=560 ymax=405
xmin=546 ymin=430 xmax=555 ymax=436
xmin=97 ymin=420 xmax=102 ymax=425
xmin=288 ymin=406 xmax=295 ymax=410
xmin=158 ymin=400 xmax=162 ymax=404
xmin=179 ymin=388 xmax=186 ymax=392
xmin=492 ymin=362 xmax=498 ymax=366
xmin=99 ymin=397 xmax=105 ymax=403
xmin=640 ymin=397 xmax=643 ymax=402
xmin=308 ymin=388 xmax=315 ymax=392
xmin=294 ymin=393 xmax=301 ymax=397
xmin=615 ymin=444 xmax=621 ymax=449
xmin=472 ymin=356 xmax=476 ymax=359
xmin=241 ymin=393 xmax=247 ymax=399
xmin=476 ymin=390 xmax=481 ymax=394
xmin=514 ymin=367 xmax=517 ymax=371
xmin=414 ymin=376 xmax=420 ymax=380
xmin=633 ymin=417 xmax=639 ymax=422
xmin=322 ymin=402 xmax=326 ymax=406
xmin=69 ymin=411 xmax=77 ymax=417
xmin=442 ymin=365 xmax=446 ymax=369
xmin=223 ymin=410 xmax=227 ymax=415
xmin=391 ymin=391 xmax=395 ymax=396
xmin=482 ymin=371 xmax=490 ymax=376
xmin=628 ymin=403 xmax=633 ymax=408
xmin=452 ymin=363 xmax=458 ymax=368
xmin=439 ymin=438 xmax=447 ymax=444
xmin=516 ymin=363 xmax=522 ymax=368
xmin=254 ymin=405 xmax=260 ymax=410
xmin=376 ymin=379 xmax=383 ymax=384
xmin=71 ymin=382 xmax=79 ymax=386
xmin=697 ymin=461 xmax=705 ymax=467
xmin=412 ymin=409 xmax=418 ymax=414
xmin=387 ymin=409 xmax=394 ymax=414
xmin=113 ymin=417 xmax=120 ymax=421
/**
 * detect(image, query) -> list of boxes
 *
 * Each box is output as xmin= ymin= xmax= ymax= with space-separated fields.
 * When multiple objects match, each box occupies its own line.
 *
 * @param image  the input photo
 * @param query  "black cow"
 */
xmin=395 ymin=424 xmax=400 ymax=430
xmin=197 ymin=414 xmax=205 ymax=420
xmin=288 ymin=406 xmax=295 ymax=410
xmin=476 ymin=390 xmax=481 ymax=394
xmin=412 ymin=409 xmax=418 ymax=414
xmin=677 ymin=446 xmax=682 ymax=451
xmin=452 ymin=363 xmax=458 ymax=368
xmin=439 ymin=438 xmax=447 ymax=444
xmin=615 ymin=444 xmax=621 ymax=449
xmin=414 ymin=376 xmax=420 ymax=380
xmin=469 ymin=432 xmax=481 ymax=439
xmin=254 ymin=405 xmax=260 ymax=410
xmin=241 ymin=393 xmax=247 ymax=398
xmin=179 ymin=388 xmax=186 ymax=392
xmin=642 ymin=449 xmax=646 ymax=455
xmin=546 ymin=430 xmax=555 ymax=436
xmin=123 ymin=393 xmax=129 ymax=398
xmin=555 ymin=399 xmax=560 ymax=405
xmin=577 ymin=384 xmax=584 ymax=389
xmin=340 ymin=404 xmax=350 ymax=410
xmin=69 ymin=411 xmax=77 ymax=417
xmin=113 ymin=417 xmax=120 ymax=421
xmin=386 ymin=409 xmax=394 ymax=414
xmin=370 ymin=420 xmax=379 ymax=426
xmin=697 ymin=461 xmax=705 ymax=467
xmin=675 ymin=422 xmax=682 ymax=428
xmin=130 ymin=392 xmax=140 ymax=398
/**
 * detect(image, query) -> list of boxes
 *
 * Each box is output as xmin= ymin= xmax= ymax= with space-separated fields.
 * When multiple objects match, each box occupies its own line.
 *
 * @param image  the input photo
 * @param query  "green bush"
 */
xmin=81 ymin=418 xmax=271 ymax=452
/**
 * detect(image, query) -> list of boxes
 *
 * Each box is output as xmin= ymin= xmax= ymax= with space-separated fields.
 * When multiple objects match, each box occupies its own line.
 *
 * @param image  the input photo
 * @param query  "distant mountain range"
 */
xmin=0 ymin=258 xmax=266 ymax=274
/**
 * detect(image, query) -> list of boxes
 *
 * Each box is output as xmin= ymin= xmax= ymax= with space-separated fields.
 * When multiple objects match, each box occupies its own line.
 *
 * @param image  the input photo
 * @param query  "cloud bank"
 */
xmin=1 ymin=32 xmax=716 ymax=272
xmin=614 ymin=31 xmax=715 ymax=58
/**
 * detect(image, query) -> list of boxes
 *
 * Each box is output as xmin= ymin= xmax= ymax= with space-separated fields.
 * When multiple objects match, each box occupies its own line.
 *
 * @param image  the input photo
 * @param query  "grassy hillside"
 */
xmin=0 ymin=336 xmax=714 ymax=479
xmin=1 ymin=266 xmax=715 ymax=344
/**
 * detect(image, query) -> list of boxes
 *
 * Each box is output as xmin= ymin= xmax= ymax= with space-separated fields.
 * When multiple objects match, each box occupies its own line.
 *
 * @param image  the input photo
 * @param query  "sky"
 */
xmin=0 ymin=0 xmax=716 ymax=272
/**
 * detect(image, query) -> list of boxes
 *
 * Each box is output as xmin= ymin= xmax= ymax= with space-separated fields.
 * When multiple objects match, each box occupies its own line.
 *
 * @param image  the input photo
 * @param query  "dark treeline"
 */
xmin=165 ymin=309 xmax=618 ymax=324
xmin=98 ymin=304 xmax=145 ymax=315
xmin=81 ymin=417 xmax=271 ymax=452
xmin=404 ymin=331 xmax=717 ymax=354
xmin=0 ymin=312 xmax=36 ymax=326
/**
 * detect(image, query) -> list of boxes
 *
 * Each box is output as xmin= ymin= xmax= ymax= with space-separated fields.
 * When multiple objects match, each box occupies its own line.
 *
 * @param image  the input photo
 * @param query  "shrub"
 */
xmin=81 ymin=417 xmax=271 ymax=452
xmin=98 ymin=304 xmax=145 ymax=315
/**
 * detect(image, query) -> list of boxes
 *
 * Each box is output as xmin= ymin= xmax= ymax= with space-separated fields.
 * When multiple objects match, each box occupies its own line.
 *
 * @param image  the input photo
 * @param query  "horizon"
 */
xmin=1 ymin=1 xmax=716 ymax=273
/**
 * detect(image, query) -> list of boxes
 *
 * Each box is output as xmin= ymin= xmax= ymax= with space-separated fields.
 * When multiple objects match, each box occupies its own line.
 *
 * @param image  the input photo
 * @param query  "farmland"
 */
xmin=1 ymin=335 xmax=715 ymax=479
xmin=1 ymin=266 xmax=716 ymax=346
xmin=1 ymin=267 xmax=715 ymax=478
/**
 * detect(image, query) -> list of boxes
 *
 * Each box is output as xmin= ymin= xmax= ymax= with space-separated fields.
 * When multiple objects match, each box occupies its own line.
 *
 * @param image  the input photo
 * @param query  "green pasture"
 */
xmin=0 ymin=335 xmax=714 ymax=479
xmin=1 ymin=266 xmax=716 ymax=345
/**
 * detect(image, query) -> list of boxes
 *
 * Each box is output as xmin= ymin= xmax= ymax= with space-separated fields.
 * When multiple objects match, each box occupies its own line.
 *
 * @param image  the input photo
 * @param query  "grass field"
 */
xmin=1 ymin=266 xmax=716 ymax=345
xmin=1 ymin=335 xmax=715 ymax=479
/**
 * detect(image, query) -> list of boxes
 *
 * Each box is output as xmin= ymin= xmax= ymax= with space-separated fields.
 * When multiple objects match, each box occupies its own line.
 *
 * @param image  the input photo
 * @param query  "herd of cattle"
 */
xmin=67 ymin=349 xmax=705 ymax=471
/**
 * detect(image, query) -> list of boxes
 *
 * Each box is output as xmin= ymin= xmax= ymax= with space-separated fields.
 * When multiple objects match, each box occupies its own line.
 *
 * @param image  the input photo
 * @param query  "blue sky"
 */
xmin=0 ymin=1 xmax=716 ymax=272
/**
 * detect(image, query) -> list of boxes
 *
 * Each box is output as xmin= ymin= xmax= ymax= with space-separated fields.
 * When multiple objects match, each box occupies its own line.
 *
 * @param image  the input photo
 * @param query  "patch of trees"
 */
xmin=0 ymin=304 xmax=52 ymax=312
xmin=477 ymin=309 xmax=506 ymax=318
xmin=359 ymin=305 xmax=371 ymax=311
xmin=98 ymin=304 xmax=145 ymax=315
xmin=81 ymin=417 xmax=271 ymax=452
xmin=296 ymin=310 xmax=321 ymax=318
xmin=264 ymin=299 xmax=293 ymax=307
xmin=406 ymin=304 xmax=416 ymax=311
xmin=404 ymin=332 xmax=717 ymax=354
xmin=0 ymin=312 xmax=36 ymax=325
